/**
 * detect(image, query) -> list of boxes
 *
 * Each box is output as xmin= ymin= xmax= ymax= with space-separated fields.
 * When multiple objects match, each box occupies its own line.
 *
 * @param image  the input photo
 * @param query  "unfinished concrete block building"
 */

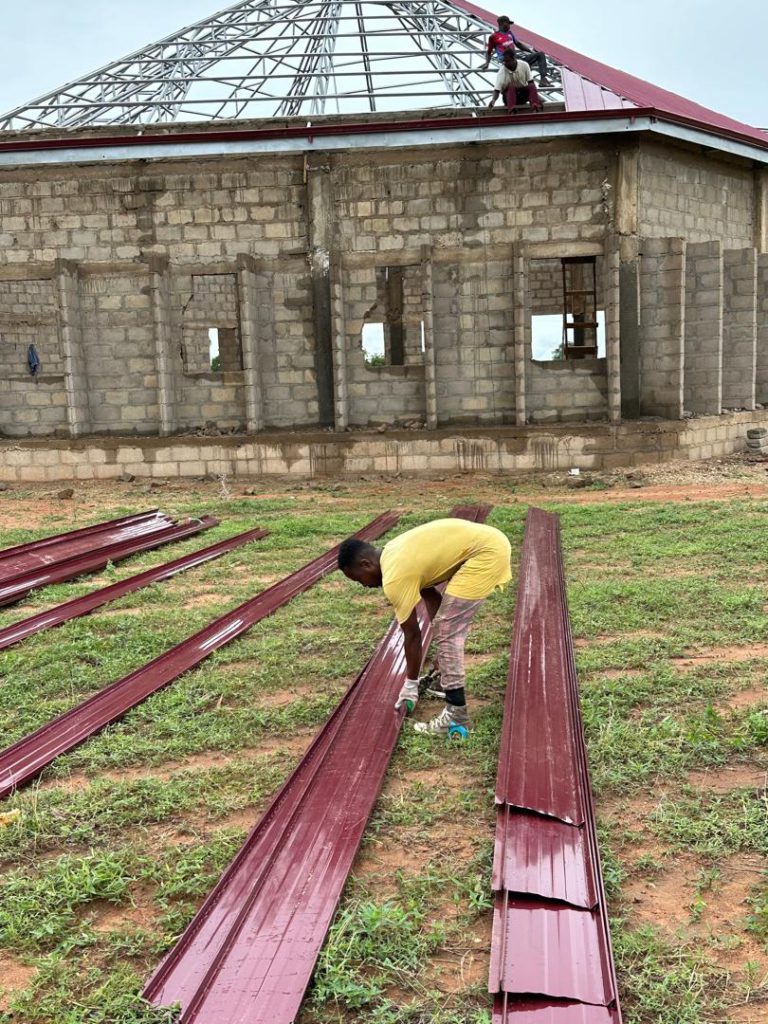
xmin=1 ymin=0 xmax=767 ymax=480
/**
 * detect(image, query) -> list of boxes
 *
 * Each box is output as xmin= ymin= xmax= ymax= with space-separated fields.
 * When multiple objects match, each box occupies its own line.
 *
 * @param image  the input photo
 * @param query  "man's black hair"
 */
xmin=498 ymin=15 xmax=512 ymax=24
xmin=338 ymin=538 xmax=376 ymax=572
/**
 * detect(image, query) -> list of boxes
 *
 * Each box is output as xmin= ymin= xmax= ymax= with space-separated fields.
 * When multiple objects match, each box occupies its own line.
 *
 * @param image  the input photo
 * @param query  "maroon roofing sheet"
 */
xmin=144 ymin=505 xmax=490 ymax=1024
xmin=491 ymin=508 xmax=621 ymax=1022
xmin=495 ymin=509 xmax=585 ymax=825
xmin=0 ymin=510 xmax=170 ymax=583
xmin=493 ymin=996 xmax=620 ymax=1023
xmin=490 ymin=895 xmax=615 ymax=1006
xmin=492 ymin=808 xmax=597 ymax=909
xmin=0 ymin=526 xmax=268 ymax=653
xmin=0 ymin=515 xmax=218 ymax=608
xmin=451 ymin=1 xmax=768 ymax=150
xmin=0 ymin=512 xmax=399 ymax=800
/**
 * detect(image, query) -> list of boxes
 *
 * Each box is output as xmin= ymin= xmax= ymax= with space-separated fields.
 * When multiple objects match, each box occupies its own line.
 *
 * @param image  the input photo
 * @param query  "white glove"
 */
xmin=395 ymin=678 xmax=420 ymax=712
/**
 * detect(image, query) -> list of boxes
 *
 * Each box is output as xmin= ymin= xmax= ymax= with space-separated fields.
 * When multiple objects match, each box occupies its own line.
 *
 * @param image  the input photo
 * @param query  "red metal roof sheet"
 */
xmin=0 ymin=512 xmax=399 ymax=800
xmin=0 ymin=526 xmax=268 ymax=652
xmin=0 ymin=516 xmax=218 ymax=607
xmin=492 ymin=808 xmax=597 ymax=909
xmin=452 ymin=1 xmax=768 ymax=150
xmin=495 ymin=509 xmax=585 ymax=825
xmin=0 ymin=510 xmax=170 ymax=583
xmin=494 ymin=996 xmax=620 ymax=1023
xmin=490 ymin=895 xmax=615 ymax=1006
xmin=144 ymin=506 xmax=490 ymax=1024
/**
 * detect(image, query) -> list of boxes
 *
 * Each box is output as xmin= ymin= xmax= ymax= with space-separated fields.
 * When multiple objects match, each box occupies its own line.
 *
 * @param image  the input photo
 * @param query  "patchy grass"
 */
xmin=1 ymin=481 xmax=768 ymax=1021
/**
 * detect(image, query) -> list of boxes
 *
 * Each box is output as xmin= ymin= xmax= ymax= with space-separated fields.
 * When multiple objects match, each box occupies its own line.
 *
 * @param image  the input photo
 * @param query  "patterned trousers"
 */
xmin=434 ymin=595 xmax=484 ymax=692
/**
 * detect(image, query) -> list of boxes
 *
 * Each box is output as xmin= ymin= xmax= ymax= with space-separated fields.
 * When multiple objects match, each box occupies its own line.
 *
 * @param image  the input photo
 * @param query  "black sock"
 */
xmin=445 ymin=687 xmax=466 ymax=707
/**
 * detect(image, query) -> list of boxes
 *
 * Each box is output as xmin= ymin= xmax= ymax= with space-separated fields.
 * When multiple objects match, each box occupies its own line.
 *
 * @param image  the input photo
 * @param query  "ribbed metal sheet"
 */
xmin=560 ymin=69 xmax=635 ymax=112
xmin=0 ymin=510 xmax=171 ymax=583
xmin=493 ymin=996 xmax=620 ymax=1023
xmin=495 ymin=509 xmax=585 ymax=825
xmin=144 ymin=505 xmax=490 ymax=1024
xmin=490 ymin=895 xmax=615 ymax=1006
xmin=0 ymin=512 xmax=398 ymax=800
xmin=0 ymin=526 xmax=268 ymax=652
xmin=492 ymin=808 xmax=596 ymax=909
xmin=491 ymin=509 xmax=621 ymax=1022
xmin=0 ymin=516 xmax=218 ymax=607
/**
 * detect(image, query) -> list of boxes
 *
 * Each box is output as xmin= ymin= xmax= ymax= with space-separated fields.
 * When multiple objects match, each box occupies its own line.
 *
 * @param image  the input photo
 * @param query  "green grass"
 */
xmin=1 ymin=486 xmax=768 ymax=1021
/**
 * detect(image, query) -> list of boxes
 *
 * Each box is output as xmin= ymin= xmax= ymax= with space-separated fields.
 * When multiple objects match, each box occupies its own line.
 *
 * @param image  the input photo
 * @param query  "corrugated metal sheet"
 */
xmin=0 ymin=526 xmax=268 ymax=652
xmin=0 ymin=516 xmax=218 ymax=607
xmin=0 ymin=512 xmax=399 ymax=800
xmin=452 ymin=1 xmax=768 ymax=151
xmin=144 ymin=506 xmax=490 ymax=1024
xmin=493 ymin=996 xmax=620 ymax=1023
xmin=492 ymin=808 xmax=596 ymax=909
xmin=491 ymin=509 xmax=621 ymax=1023
xmin=490 ymin=895 xmax=615 ymax=1006
xmin=560 ymin=69 xmax=635 ymax=112
xmin=495 ymin=509 xmax=585 ymax=825
xmin=0 ymin=510 xmax=170 ymax=583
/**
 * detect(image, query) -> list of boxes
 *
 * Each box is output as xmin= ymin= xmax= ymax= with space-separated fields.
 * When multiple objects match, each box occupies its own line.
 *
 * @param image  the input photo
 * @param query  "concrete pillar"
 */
xmin=758 ymin=254 xmax=768 ymax=405
xmin=55 ymin=259 xmax=91 ymax=437
xmin=421 ymin=246 xmax=438 ymax=429
xmin=237 ymin=254 xmax=265 ymax=434
xmin=616 ymin=142 xmax=641 ymax=420
xmin=513 ymin=253 xmax=527 ymax=426
xmin=684 ymin=241 xmax=723 ymax=416
xmin=604 ymin=241 xmax=621 ymax=424
xmin=147 ymin=255 xmax=176 ymax=436
xmin=330 ymin=252 xmax=348 ymax=431
xmin=638 ymin=237 xmax=685 ymax=419
xmin=722 ymin=247 xmax=757 ymax=412
xmin=754 ymin=168 xmax=768 ymax=254
xmin=306 ymin=156 xmax=335 ymax=427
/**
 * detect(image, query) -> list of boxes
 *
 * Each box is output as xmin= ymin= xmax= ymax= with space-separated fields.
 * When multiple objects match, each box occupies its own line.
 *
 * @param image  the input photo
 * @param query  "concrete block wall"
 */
xmin=722 ymin=248 xmax=757 ymax=411
xmin=684 ymin=241 xmax=723 ymax=415
xmin=181 ymin=273 xmax=241 ymax=373
xmin=758 ymin=254 xmax=768 ymax=405
xmin=639 ymin=141 xmax=754 ymax=246
xmin=638 ymin=237 xmax=685 ymax=418
xmin=527 ymin=358 xmax=609 ymax=423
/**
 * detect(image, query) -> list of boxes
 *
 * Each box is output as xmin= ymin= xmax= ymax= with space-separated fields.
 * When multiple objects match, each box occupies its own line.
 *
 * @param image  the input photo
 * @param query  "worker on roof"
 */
xmin=489 ymin=51 xmax=542 ymax=112
xmin=481 ymin=15 xmax=550 ymax=87
xmin=338 ymin=519 xmax=512 ymax=739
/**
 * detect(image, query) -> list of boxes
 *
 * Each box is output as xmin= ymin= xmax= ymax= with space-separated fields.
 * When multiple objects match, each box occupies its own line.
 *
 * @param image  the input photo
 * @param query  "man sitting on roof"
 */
xmin=489 ymin=51 xmax=542 ymax=112
xmin=481 ymin=15 xmax=551 ymax=87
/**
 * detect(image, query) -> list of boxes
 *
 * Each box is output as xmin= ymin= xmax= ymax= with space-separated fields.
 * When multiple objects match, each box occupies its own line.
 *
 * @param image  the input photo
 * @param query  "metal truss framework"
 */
xmin=0 ymin=0 xmax=563 ymax=129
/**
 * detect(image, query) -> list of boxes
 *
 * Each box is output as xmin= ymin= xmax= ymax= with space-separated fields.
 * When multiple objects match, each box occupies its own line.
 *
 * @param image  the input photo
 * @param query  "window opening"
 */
xmin=209 ymin=329 xmax=220 ymax=372
xmin=562 ymin=257 xmax=599 ymax=359
xmin=362 ymin=323 xmax=386 ymax=368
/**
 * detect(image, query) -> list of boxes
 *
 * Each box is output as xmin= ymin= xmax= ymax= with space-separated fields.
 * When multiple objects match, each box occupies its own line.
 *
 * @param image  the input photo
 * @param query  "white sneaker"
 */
xmin=413 ymin=704 xmax=471 ymax=739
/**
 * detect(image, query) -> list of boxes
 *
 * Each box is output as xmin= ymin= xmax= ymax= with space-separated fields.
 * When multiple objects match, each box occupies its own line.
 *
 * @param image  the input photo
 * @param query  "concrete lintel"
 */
xmin=519 ymin=241 xmax=605 ymax=260
xmin=0 ymin=264 xmax=56 ymax=281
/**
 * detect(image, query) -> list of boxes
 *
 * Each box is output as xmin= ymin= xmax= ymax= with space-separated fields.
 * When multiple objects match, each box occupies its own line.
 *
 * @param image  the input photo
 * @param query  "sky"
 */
xmin=0 ymin=0 xmax=765 ymax=126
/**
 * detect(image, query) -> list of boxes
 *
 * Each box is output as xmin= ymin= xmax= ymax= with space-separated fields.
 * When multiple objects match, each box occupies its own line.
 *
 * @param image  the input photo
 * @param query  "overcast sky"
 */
xmin=0 ymin=0 xmax=765 ymax=126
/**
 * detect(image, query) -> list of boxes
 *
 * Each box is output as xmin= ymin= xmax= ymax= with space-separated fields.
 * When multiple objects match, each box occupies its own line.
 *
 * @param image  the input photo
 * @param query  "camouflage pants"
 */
xmin=435 ymin=595 xmax=484 ymax=692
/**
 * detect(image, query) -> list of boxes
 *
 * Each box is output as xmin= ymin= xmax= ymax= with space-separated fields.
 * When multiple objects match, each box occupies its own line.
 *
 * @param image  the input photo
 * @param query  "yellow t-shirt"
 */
xmin=380 ymin=519 xmax=512 ymax=624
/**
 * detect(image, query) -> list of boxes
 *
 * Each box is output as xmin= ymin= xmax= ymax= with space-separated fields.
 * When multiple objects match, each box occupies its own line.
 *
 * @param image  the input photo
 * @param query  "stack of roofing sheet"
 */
xmin=0 ymin=510 xmax=219 ymax=606
xmin=0 ymin=511 xmax=399 ymax=800
xmin=490 ymin=508 xmax=621 ymax=1023
xmin=144 ymin=505 xmax=490 ymax=1024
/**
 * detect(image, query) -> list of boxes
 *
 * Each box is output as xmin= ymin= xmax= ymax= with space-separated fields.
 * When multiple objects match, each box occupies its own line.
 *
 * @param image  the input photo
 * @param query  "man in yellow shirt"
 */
xmin=338 ymin=519 xmax=512 ymax=738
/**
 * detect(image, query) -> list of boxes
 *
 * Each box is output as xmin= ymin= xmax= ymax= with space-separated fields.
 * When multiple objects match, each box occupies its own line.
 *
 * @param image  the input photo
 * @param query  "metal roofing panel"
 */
xmin=492 ymin=808 xmax=597 ymax=909
xmin=490 ymin=895 xmax=615 ymax=1006
xmin=0 ymin=510 xmax=170 ymax=583
xmin=493 ymin=995 xmax=620 ymax=1023
xmin=495 ymin=509 xmax=585 ymax=825
xmin=0 ymin=526 xmax=268 ymax=652
xmin=0 ymin=516 xmax=218 ymax=607
xmin=0 ymin=512 xmax=399 ymax=799
xmin=451 ymin=2 xmax=768 ymax=150
xmin=144 ymin=506 xmax=490 ymax=1024
xmin=560 ymin=69 xmax=634 ymax=113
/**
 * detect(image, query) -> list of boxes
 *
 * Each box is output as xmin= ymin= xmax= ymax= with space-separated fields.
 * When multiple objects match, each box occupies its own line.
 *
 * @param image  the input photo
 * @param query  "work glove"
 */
xmin=394 ymin=678 xmax=420 ymax=714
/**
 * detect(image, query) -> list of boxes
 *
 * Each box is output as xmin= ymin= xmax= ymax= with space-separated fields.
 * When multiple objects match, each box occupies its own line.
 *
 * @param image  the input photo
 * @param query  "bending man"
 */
xmin=338 ymin=518 xmax=512 ymax=738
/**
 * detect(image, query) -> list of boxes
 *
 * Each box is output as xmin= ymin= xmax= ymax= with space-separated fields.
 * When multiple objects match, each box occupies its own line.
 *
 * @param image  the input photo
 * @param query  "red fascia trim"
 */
xmin=0 ymin=525 xmax=268 ymax=652
xmin=0 ymin=515 xmax=218 ymax=607
xmin=0 ymin=511 xmax=399 ymax=800
xmin=0 ymin=104 xmax=764 ymax=157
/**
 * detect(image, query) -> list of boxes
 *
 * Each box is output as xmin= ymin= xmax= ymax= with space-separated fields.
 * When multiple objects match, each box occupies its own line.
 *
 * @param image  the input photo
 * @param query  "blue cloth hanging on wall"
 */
xmin=27 ymin=344 xmax=41 ymax=377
